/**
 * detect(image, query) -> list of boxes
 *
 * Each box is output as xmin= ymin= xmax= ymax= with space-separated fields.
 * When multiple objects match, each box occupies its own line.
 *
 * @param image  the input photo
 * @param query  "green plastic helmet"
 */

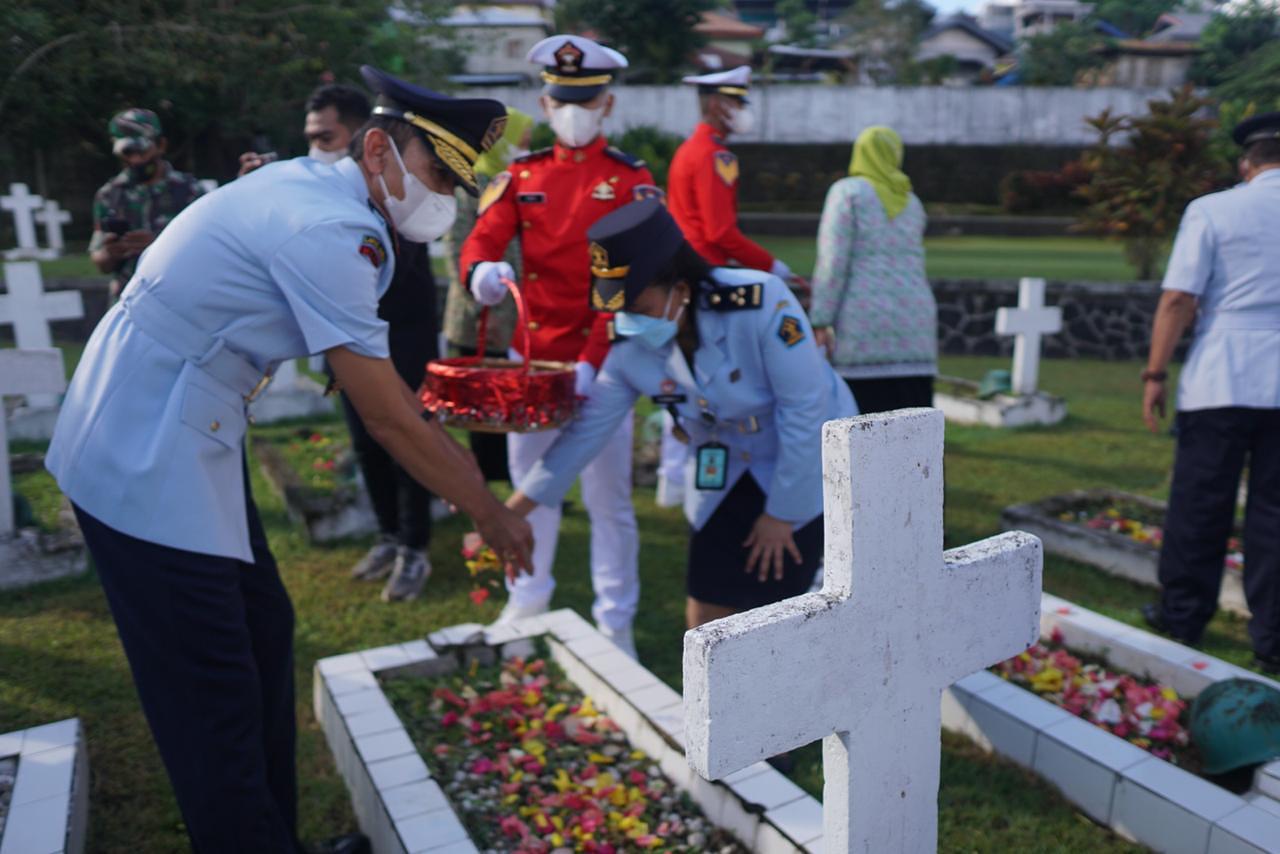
xmin=1189 ymin=678 xmax=1280 ymax=774
xmin=977 ymin=369 xmax=1012 ymax=400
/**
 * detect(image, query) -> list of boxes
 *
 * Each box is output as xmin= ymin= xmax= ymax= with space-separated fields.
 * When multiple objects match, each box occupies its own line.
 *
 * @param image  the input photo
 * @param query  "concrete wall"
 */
xmin=470 ymin=85 xmax=1166 ymax=145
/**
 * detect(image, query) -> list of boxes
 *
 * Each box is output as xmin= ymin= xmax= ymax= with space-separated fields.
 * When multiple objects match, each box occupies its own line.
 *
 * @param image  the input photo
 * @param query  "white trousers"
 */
xmin=507 ymin=413 xmax=640 ymax=630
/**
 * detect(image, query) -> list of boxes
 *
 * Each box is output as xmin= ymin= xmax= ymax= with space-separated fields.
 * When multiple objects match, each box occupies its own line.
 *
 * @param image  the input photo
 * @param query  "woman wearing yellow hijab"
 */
xmin=809 ymin=125 xmax=937 ymax=413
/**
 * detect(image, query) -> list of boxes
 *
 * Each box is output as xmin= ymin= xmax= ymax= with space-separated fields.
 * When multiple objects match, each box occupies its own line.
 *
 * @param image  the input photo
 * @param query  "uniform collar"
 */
xmin=1251 ymin=167 xmax=1280 ymax=187
xmin=695 ymin=122 xmax=725 ymax=146
xmin=554 ymin=135 xmax=608 ymax=162
xmin=333 ymin=156 xmax=373 ymax=205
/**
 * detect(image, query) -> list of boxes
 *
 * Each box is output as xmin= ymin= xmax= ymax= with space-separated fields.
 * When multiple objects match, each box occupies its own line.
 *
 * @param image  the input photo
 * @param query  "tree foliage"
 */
xmin=1089 ymin=0 xmax=1180 ymax=37
xmin=1018 ymin=22 xmax=1108 ymax=86
xmin=776 ymin=0 xmax=820 ymax=47
xmin=1076 ymin=87 xmax=1230 ymax=280
xmin=840 ymin=0 xmax=937 ymax=83
xmin=0 ymin=1 xmax=461 ymax=185
xmin=1190 ymin=0 xmax=1280 ymax=86
xmin=554 ymin=0 xmax=715 ymax=83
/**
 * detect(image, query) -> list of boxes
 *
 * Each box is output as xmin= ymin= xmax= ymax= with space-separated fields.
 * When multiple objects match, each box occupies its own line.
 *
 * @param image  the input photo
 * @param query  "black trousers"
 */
xmin=843 ymin=375 xmax=934 ymax=415
xmin=447 ymin=343 xmax=511 ymax=484
xmin=339 ymin=324 xmax=437 ymax=549
xmin=1158 ymin=407 xmax=1280 ymax=657
xmin=74 ymin=474 xmax=299 ymax=853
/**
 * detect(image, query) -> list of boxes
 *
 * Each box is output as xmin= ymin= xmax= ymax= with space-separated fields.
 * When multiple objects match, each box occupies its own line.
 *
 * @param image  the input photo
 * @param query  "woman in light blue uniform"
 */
xmin=509 ymin=200 xmax=856 ymax=628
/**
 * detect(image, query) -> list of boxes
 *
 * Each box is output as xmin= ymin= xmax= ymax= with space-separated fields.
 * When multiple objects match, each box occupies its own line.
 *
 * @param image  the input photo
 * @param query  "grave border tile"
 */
xmin=314 ymin=611 xmax=814 ymax=853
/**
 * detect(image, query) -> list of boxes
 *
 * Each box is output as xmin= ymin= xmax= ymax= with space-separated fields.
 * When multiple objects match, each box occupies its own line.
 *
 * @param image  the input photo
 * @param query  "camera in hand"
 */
xmin=103 ymin=217 xmax=130 ymax=236
xmin=257 ymin=151 xmax=279 ymax=165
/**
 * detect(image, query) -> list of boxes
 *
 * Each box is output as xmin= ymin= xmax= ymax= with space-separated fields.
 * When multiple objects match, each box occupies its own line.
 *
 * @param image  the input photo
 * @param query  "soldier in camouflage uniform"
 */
xmin=90 ymin=108 xmax=203 ymax=300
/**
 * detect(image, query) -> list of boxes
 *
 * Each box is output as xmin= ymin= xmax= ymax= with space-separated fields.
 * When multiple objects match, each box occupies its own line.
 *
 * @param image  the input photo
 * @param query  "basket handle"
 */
xmin=475 ymin=276 xmax=532 ymax=375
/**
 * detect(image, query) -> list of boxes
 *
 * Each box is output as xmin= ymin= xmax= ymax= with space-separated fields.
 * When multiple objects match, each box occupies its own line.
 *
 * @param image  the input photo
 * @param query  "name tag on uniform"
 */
xmin=695 ymin=442 xmax=729 ymax=491
xmin=652 ymin=393 xmax=687 ymax=405
xmin=517 ymin=192 xmax=546 ymax=204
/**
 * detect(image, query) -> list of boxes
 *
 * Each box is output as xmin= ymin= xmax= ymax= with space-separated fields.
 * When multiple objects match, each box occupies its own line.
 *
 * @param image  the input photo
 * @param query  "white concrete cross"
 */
xmin=684 ymin=409 xmax=1043 ymax=853
xmin=995 ymin=277 xmax=1062 ymax=396
xmin=2 ymin=184 xmax=47 ymax=260
xmin=35 ymin=200 xmax=71 ymax=255
xmin=0 ymin=349 xmax=66 ymax=537
xmin=0 ymin=262 xmax=83 ymax=408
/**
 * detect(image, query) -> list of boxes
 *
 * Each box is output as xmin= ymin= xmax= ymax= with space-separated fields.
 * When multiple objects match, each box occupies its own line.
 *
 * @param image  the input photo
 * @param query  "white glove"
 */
xmin=470 ymin=261 xmax=514 ymax=306
xmin=770 ymin=258 xmax=793 ymax=280
xmin=574 ymin=361 xmax=596 ymax=398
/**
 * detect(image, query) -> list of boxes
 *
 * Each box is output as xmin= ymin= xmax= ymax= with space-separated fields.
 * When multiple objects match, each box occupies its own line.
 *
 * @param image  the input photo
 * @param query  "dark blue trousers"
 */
xmin=75 ymin=473 xmax=299 ymax=853
xmin=1158 ymin=407 xmax=1280 ymax=658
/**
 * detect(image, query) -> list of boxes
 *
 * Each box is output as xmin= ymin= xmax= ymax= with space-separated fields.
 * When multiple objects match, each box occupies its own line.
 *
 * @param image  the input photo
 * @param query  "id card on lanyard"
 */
xmin=695 ymin=441 xmax=729 ymax=491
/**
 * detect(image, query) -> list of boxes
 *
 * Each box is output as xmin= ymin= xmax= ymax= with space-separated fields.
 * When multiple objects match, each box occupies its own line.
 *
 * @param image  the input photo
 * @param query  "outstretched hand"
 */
xmin=474 ymin=504 xmax=535 ymax=581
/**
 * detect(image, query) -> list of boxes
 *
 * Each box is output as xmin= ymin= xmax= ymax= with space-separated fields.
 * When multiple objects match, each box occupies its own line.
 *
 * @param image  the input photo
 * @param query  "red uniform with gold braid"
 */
xmin=460 ymin=136 xmax=660 ymax=369
xmin=667 ymin=121 xmax=773 ymax=272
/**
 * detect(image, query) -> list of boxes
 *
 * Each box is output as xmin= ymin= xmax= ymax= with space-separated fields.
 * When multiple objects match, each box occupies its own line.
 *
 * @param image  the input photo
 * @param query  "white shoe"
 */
xmin=655 ymin=472 xmax=684 ymax=508
xmin=597 ymin=622 xmax=637 ymax=660
xmin=491 ymin=599 xmax=550 ymax=627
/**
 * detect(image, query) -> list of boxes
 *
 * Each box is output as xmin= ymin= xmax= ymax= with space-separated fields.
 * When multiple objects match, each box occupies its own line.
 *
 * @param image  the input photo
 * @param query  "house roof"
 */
xmin=695 ymin=10 xmax=766 ymax=40
xmin=1148 ymin=11 xmax=1214 ymax=43
xmin=1101 ymin=39 xmax=1202 ymax=56
xmin=920 ymin=13 xmax=1014 ymax=54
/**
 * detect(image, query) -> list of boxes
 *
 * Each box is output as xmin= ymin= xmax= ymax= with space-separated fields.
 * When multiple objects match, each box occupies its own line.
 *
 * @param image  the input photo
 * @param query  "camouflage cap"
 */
xmin=109 ymin=108 xmax=163 ymax=156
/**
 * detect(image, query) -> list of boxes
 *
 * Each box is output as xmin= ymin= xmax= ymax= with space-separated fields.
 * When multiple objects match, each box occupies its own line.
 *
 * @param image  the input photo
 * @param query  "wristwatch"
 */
xmin=1140 ymin=369 xmax=1168 ymax=383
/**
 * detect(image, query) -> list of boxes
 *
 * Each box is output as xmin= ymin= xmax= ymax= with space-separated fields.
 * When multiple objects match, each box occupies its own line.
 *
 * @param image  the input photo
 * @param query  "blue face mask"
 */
xmin=615 ymin=290 xmax=684 ymax=350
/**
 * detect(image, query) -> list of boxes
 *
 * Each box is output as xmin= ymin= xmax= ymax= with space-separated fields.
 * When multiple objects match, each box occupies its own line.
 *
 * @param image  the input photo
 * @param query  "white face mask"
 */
xmin=376 ymin=137 xmax=458 ymax=243
xmin=549 ymin=104 xmax=604 ymax=148
xmin=308 ymin=146 xmax=344 ymax=165
xmin=727 ymin=105 xmax=755 ymax=136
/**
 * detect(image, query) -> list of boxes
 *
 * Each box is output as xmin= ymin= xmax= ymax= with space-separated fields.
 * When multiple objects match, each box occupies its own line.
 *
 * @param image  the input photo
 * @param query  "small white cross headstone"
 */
xmin=0 ymin=262 xmax=83 ymax=409
xmin=684 ymin=409 xmax=1043 ymax=853
xmin=0 ymin=349 xmax=66 ymax=537
xmin=2 ymin=184 xmax=48 ymax=260
xmin=995 ymin=277 xmax=1062 ymax=396
xmin=35 ymin=200 xmax=71 ymax=255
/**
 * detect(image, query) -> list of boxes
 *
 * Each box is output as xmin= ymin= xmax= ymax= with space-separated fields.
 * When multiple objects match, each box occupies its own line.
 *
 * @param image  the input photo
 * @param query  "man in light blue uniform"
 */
xmin=45 ymin=68 xmax=531 ymax=852
xmin=1141 ymin=112 xmax=1280 ymax=675
xmin=507 ymin=200 xmax=855 ymax=630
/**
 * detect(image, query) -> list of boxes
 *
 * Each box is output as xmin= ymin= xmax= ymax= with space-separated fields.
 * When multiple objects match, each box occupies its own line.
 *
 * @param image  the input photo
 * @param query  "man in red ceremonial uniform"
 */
xmin=658 ymin=66 xmax=794 ymax=507
xmin=461 ymin=34 xmax=660 ymax=657
xmin=667 ymin=66 xmax=790 ymax=281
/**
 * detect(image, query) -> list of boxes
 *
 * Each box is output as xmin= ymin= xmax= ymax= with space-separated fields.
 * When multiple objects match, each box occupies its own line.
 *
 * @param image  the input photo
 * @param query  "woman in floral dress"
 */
xmin=810 ymin=125 xmax=937 ymax=413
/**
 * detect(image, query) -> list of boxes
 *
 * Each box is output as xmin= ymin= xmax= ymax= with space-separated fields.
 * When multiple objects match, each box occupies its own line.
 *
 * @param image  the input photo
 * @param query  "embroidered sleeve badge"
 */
xmin=477 ymin=171 xmax=512 ymax=218
xmin=777 ymin=315 xmax=806 ymax=348
xmin=713 ymin=151 xmax=739 ymax=186
xmin=358 ymin=234 xmax=387 ymax=269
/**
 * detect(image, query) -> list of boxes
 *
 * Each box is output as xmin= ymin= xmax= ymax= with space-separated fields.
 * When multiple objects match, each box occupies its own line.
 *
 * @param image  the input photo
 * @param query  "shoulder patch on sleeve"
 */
xmin=777 ymin=315 xmax=806 ymax=348
xmin=632 ymin=184 xmax=666 ymax=202
xmin=713 ymin=151 xmax=739 ymax=186
xmin=358 ymin=234 xmax=387 ymax=269
xmin=477 ymin=171 xmax=512 ymax=218
xmin=604 ymin=147 xmax=647 ymax=169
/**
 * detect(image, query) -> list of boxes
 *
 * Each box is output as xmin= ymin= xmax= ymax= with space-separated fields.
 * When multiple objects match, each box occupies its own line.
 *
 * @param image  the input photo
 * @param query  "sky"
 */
xmin=929 ymin=0 xmax=978 ymax=14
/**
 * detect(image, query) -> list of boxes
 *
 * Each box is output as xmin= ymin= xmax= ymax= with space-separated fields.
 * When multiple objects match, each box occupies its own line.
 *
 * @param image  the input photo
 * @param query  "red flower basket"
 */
xmin=420 ymin=277 xmax=578 ymax=433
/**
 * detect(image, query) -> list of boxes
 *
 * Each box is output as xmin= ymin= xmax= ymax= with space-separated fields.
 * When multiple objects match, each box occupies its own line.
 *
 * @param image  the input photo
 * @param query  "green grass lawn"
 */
xmin=761 ymin=235 xmax=1148 ymax=282
xmin=7 ymin=354 xmax=1262 ymax=852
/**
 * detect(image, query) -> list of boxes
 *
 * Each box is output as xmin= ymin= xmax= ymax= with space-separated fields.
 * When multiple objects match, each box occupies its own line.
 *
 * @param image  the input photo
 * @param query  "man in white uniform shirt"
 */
xmin=1141 ymin=112 xmax=1280 ymax=676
